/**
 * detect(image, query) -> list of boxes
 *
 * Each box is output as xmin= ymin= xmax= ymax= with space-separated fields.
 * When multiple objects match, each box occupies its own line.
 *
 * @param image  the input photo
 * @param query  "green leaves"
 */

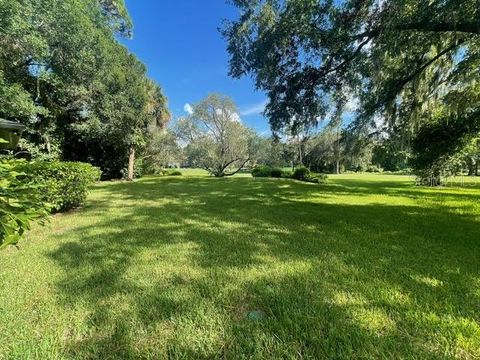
xmin=224 ymin=0 xmax=480 ymax=174
xmin=0 ymin=158 xmax=48 ymax=249
xmin=15 ymin=161 xmax=102 ymax=212
xmin=0 ymin=0 xmax=168 ymax=179
xmin=0 ymin=159 xmax=100 ymax=249
xmin=180 ymin=94 xmax=253 ymax=177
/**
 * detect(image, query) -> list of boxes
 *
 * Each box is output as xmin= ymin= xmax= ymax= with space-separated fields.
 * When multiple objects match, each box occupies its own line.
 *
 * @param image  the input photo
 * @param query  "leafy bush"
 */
xmin=252 ymin=166 xmax=286 ymax=178
xmin=281 ymin=170 xmax=293 ymax=178
xmin=314 ymin=173 xmax=328 ymax=183
xmin=0 ymin=159 xmax=49 ymax=249
xmin=252 ymin=165 xmax=327 ymax=184
xmin=292 ymin=167 xmax=327 ymax=184
xmin=1 ymin=159 xmax=100 ymax=250
xmin=15 ymin=161 xmax=101 ymax=212
xmin=292 ymin=167 xmax=311 ymax=181
xmin=161 ymin=169 xmax=182 ymax=176
xmin=251 ymin=166 xmax=272 ymax=177
xmin=270 ymin=168 xmax=284 ymax=178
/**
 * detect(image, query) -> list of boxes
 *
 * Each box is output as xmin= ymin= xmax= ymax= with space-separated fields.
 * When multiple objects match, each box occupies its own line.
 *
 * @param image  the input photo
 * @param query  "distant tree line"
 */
xmin=147 ymin=92 xmax=477 ymax=177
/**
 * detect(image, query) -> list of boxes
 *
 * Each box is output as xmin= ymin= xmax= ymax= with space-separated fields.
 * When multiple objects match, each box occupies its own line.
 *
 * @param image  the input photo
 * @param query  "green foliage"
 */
xmin=372 ymin=141 xmax=411 ymax=172
xmin=0 ymin=71 xmax=39 ymax=120
xmin=292 ymin=167 xmax=311 ymax=181
xmin=14 ymin=161 xmax=101 ymax=212
xmin=281 ymin=170 xmax=293 ymax=178
xmin=1 ymin=157 xmax=100 ymax=249
xmin=463 ymin=139 xmax=480 ymax=176
xmin=0 ymin=0 xmax=169 ymax=179
xmin=248 ymin=135 xmax=290 ymax=168
xmin=292 ymin=167 xmax=327 ymax=184
xmin=365 ymin=165 xmax=384 ymax=173
xmin=270 ymin=168 xmax=284 ymax=178
xmin=251 ymin=166 xmax=285 ymax=178
xmin=141 ymin=129 xmax=182 ymax=175
xmin=0 ymin=159 xmax=49 ymax=250
xmin=252 ymin=165 xmax=326 ymax=183
xmin=304 ymin=130 xmax=339 ymax=173
xmin=161 ymin=169 xmax=182 ymax=176
xmin=252 ymin=166 xmax=273 ymax=178
xmin=16 ymin=138 xmax=61 ymax=161
xmin=177 ymin=94 xmax=253 ymax=177
xmin=224 ymin=0 xmax=480 ymax=174
xmin=411 ymin=107 xmax=480 ymax=184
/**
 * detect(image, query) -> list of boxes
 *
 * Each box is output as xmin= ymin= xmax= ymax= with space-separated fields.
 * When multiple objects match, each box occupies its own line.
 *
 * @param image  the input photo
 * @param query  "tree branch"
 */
xmin=387 ymin=38 xmax=465 ymax=101
xmin=224 ymin=158 xmax=250 ymax=177
xmin=321 ymin=35 xmax=373 ymax=77
xmin=220 ymin=157 xmax=243 ymax=172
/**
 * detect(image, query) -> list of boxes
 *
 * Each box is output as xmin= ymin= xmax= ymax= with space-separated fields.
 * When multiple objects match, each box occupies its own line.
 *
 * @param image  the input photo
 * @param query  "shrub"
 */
xmin=15 ymin=161 xmax=101 ymax=212
xmin=281 ymin=170 xmax=293 ymax=178
xmin=0 ymin=158 xmax=49 ymax=250
xmin=1 ymin=159 xmax=100 ymax=249
xmin=315 ymin=173 xmax=328 ymax=183
xmin=270 ymin=168 xmax=284 ymax=178
xmin=251 ymin=166 xmax=272 ymax=177
xmin=252 ymin=165 xmax=327 ymax=184
xmin=292 ymin=167 xmax=328 ymax=184
xmin=161 ymin=169 xmax=182 ymax=176
xmin=292 ymin=167 xmax=311 ymax=181
xmin=252 ymin=166 xmax=286 ymax=178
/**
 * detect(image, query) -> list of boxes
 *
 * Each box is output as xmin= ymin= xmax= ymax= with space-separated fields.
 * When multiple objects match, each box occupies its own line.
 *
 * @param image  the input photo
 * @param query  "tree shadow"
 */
xmin=47 ymin=176 xmax=480 ymax=358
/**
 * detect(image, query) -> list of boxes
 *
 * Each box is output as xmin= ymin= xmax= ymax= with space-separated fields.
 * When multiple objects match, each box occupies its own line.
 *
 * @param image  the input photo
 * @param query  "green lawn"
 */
xmin=1 ymin=173 xmax=479 ymax=359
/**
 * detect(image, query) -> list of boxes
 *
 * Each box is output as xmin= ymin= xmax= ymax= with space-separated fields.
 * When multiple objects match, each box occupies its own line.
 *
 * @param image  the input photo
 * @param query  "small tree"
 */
xmin=178 ymin=94 xmax=253 ymax=177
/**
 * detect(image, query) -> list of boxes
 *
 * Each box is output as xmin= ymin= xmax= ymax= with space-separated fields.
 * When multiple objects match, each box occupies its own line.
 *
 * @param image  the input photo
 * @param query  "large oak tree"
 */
xmin=223 ymin=0 xmax=480 ymax=178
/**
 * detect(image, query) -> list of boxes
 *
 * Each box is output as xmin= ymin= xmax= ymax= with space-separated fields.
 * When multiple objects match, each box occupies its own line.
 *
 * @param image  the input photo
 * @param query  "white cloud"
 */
xmin=183 ymin=103 xmax=193 ymax=115
xmin=240 ymin=99 xmax=268 ymax=116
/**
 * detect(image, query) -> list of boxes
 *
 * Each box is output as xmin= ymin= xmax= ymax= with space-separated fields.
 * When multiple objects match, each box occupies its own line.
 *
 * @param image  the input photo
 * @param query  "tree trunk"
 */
xmin=467 ymin=157 xmax=475 ymax=176
xmin=127 ymin=146 xmax=135 ymax=181
xmin=298 ymin=138 xmax=303 ymax=166
xmin=44 ymin=135 xmax=51 ymax=154
xmin=468 ymin=164 xmax=474 ymax=176
xmin=429 ymin=171 xmax=442 ymax=186
xmin=335 ymin=126 xmax=341 ymax=174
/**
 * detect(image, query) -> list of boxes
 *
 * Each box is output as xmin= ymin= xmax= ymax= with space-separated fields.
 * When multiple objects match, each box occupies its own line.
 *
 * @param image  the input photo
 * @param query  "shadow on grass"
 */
xmin=48 ymin=177 xmax=480 ymax=359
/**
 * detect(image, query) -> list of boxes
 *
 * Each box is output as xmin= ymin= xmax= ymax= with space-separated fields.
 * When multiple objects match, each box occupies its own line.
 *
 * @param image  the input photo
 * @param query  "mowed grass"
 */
xmin=1 ymin=173 xmax=479 ymax=359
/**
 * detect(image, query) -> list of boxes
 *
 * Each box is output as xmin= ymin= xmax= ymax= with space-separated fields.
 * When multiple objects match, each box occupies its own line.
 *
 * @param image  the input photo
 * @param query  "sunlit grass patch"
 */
xmin=1 ymin=174 xmax=479 ymax=359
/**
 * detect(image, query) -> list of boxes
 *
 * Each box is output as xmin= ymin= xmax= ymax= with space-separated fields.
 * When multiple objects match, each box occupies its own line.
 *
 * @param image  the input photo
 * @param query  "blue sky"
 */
xmin=121 ymin=1 xmax=270 ymax=134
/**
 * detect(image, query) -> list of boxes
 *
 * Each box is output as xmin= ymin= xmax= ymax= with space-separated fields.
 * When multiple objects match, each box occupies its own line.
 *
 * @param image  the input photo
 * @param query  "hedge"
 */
xmin=252 ymin=166 xmax=289 ymax=178
xmin=15 ymin=161 xmax=101 ymax=212
xmin=252 ymin=165 xmax=327 ymax=184
xmin=1 ymin=159 xmax=101 ymax=249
